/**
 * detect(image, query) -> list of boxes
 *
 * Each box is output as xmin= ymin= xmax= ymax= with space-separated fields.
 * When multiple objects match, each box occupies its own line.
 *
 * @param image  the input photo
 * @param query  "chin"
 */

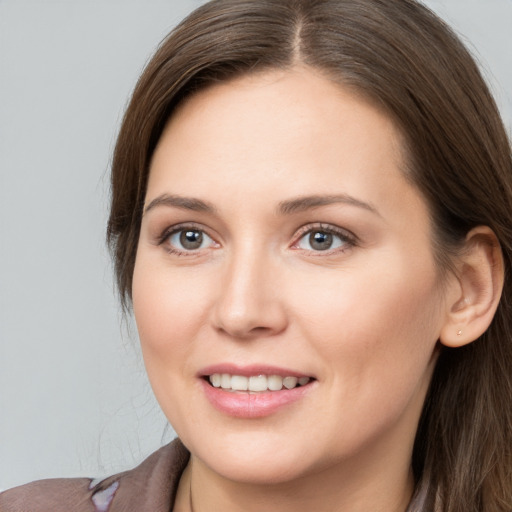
xmin=206 ymin=453 xmax=310 ymax=485
xmin=181 ymin=429 xmax=319 ymax=485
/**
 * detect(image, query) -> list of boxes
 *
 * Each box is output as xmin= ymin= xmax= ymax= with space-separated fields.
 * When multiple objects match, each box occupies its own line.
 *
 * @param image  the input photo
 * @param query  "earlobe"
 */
xmin=439 ymin=226 xmax=504 ymax=348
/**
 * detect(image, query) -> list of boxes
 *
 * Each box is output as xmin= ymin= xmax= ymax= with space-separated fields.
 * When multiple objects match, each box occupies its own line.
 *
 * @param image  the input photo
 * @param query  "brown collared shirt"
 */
xmin=0 ymin=439 xmax=190 ymax=512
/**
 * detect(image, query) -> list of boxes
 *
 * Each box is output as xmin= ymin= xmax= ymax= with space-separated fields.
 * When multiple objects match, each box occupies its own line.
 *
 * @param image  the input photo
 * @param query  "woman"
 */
xmin=2 ymin=0 xmax=511 ymax=510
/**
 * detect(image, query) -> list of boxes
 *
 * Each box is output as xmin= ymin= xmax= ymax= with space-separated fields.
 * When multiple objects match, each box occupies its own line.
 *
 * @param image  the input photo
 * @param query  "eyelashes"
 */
xmin=167 ymin=228 xmax=216 ymax=251
xmin=157 ymin=222 xmax=358 ymax=257
xmin=157 ymin=223 xmax=219 ymax=256
xmin=292 ymin=224 xmax=357 ymax=253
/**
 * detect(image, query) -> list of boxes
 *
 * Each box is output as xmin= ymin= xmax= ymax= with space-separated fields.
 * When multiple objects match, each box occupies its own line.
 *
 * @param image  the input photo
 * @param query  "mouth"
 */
xmin=199 ymin=364 xmax=316 ymax=417
xmin=206 ymin=373 xmax=313 ymax=392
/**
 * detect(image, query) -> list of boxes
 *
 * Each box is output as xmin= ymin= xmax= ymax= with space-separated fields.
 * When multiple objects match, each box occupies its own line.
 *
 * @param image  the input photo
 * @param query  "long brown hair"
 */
xmin=107 ymin=1 xmax=512 ymax=509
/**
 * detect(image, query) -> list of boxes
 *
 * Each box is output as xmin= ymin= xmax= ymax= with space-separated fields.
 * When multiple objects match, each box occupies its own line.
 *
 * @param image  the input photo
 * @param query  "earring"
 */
xmin=457 ymin=330 xmax=462 ymax=336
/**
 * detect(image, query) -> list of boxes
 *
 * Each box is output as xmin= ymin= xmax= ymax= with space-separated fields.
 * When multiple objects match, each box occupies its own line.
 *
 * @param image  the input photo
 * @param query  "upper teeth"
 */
xmin=209 ymin=374 xmax=311 ymax=392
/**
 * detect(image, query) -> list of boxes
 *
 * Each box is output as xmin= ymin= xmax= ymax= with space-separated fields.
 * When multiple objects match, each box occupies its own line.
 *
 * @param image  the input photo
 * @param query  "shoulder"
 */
xmin=0 ymin=438 xmax=190 ymax=512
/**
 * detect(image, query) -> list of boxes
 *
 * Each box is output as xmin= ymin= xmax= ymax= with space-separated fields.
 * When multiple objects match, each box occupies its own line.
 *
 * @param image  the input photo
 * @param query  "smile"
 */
xmin=208 ymin=374 xmax=312 ymax=392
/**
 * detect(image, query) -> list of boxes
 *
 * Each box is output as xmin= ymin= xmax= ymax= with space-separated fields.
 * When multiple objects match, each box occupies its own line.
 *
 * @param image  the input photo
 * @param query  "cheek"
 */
xmin=290 ymin=255 xmax=443 ymax=390
xmin=286 ymin=266 xmax=442 ymax=452
xmin=131 ymin=260 xmax=214 ymax=431
xmin=132 ymin=258 xmax=211 ymax=377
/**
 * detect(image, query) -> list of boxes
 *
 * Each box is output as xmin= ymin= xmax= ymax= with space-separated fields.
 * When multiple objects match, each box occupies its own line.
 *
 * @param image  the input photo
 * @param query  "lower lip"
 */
xmin=200 ymin=379 xmax=315 ymax=418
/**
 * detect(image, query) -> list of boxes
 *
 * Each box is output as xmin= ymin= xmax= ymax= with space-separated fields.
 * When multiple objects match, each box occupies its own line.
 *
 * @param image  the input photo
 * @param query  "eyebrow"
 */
xmin=144 ymin=194 xmax=217 ymax=215
xmin=278 ymin=194 xmax=380 ymax=216
xmin=143 ymin=193 xmax=380 ymax=217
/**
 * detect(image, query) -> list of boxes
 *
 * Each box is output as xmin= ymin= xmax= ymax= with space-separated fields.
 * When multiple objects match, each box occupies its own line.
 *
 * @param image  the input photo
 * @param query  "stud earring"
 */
xmin=457 ymin=330 xmax=462 ymax=336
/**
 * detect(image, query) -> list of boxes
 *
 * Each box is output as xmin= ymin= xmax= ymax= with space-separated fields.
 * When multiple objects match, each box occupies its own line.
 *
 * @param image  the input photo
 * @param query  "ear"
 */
xmin=439 ymin=226 xmax=504 ymax=348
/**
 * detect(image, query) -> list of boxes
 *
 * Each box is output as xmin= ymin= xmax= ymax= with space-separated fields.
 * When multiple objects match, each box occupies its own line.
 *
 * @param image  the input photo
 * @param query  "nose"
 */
xmin=212 ymin=247 xmax=288 ymax=339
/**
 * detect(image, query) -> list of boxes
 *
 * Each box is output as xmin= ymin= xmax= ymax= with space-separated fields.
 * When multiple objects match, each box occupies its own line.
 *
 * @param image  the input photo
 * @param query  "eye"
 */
xmin=164 ymin=227 xmax=217 ymax=253
xmin=294 ymin=227 xmax=355 ymax=252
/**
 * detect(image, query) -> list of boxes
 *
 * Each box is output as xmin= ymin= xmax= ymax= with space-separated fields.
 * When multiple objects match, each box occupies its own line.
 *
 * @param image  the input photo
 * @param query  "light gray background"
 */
xmin=1 ymin=0 xmax=511 ymax=491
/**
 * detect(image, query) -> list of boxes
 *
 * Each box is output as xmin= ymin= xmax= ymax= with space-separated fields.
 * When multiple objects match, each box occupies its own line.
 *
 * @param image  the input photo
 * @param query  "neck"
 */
xmin=175 ymin=449 xmax=414 ymax=512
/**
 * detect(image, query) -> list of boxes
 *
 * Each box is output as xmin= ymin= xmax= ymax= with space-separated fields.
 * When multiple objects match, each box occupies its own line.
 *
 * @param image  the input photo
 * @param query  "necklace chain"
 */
xmin=189 ymin=471 xmax=195 ymax=512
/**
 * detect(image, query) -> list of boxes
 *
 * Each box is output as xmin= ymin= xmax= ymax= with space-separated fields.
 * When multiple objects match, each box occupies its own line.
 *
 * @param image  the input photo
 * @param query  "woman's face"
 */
xmin=133 ymin=67 xmax=450 ymax=484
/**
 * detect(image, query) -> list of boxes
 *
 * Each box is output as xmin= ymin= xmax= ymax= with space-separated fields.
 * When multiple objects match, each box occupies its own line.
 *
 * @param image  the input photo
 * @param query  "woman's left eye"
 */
xmin=294 ymin=228 xmax=354 ymax=252
xmin=166 ymin=228 xmax=216 ymax=252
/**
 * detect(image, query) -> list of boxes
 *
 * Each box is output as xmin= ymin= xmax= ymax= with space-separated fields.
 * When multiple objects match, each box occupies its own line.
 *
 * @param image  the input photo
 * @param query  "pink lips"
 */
xmin=199 ymin=363 xmax=313 ymax=379
xmin=199 ymin=364 xmax=315 ymax=418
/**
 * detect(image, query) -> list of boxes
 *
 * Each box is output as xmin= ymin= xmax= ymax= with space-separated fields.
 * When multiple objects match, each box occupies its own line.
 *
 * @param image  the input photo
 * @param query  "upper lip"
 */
xmin=198 ymin=363 xmax=314 ymax=379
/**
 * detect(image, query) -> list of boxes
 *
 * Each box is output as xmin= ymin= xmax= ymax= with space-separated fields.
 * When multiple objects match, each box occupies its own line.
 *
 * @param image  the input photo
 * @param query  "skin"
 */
xmin=132 ymin=67 xmax=458 ymax=512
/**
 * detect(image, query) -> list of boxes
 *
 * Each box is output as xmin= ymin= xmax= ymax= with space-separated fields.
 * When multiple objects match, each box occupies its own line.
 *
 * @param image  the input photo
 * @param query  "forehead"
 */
xmin=147 ymin=67 xmax=428 ymax=231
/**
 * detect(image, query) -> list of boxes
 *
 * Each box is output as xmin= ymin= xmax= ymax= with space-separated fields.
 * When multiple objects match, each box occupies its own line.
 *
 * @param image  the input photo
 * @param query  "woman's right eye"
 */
xmin=163 ymin=228 xmax=217 ymax=254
